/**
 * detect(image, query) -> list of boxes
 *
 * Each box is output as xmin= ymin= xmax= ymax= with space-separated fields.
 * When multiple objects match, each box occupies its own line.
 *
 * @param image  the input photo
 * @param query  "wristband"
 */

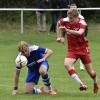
xmin=42 ymin=58 xmax=46 ymax=61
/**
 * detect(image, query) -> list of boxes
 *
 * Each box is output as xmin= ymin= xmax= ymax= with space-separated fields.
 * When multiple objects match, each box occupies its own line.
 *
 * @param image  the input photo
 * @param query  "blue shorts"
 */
xmin=25 ymin=61 xmax=49 ymax=84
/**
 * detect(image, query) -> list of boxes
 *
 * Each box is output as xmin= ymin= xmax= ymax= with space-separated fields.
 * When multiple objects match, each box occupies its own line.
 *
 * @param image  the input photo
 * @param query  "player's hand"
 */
xmin=12 ymin=90 xmax=18 ymax=96
xmin=37 ymin=58 xmax=45 ymax=63
xmin=56 ymin=37 xmax=65 ymax=44
xmin=56 ymin=37 xmax=61 ymax=43
xmin=60 ymin=37 xmax=65 ymax=43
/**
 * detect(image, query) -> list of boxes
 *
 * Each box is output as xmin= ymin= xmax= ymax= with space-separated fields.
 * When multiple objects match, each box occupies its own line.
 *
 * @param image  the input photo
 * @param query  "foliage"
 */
xmin=75 ymin=0 xmax=100 ymax=7
xmin=0 ymin=0 xmax=100 ymax=8
xmin=0 ymin=0 xmax=100 ymax=23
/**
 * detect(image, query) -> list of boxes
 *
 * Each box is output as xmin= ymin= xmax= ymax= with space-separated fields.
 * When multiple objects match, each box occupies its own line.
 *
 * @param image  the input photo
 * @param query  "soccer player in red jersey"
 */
xmin=66 ymin=4 xmax=86 ymax=70
xmin=56 ymin=8 xmax=99 ymax=93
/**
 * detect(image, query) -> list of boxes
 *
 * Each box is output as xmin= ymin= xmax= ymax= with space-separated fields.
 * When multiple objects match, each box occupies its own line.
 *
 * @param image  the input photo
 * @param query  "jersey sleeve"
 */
xmin=30 ymin=45 xmax=47 ymax=54
xmin=59 ymin=17 xmax=69 ymax=26
xmin=59 ymin=18 xmax=65 ymax=26
xmin=79 ymin=20 xmax=87 ymax=29
xmin=78 ymin=14 xmax=85 ymax=20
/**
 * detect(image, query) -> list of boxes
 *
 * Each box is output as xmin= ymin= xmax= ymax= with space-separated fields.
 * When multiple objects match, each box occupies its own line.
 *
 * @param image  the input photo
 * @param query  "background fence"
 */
xmin=0 ymin=8 xmax=100 ymax=33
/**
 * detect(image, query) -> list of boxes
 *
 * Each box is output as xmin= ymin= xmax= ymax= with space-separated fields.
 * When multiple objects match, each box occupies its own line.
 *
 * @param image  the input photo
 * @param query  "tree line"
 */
xmin=0 ymin=0 xmax=100 ymax=8
xmin=0 ymin=0 xmax=100 ymax=23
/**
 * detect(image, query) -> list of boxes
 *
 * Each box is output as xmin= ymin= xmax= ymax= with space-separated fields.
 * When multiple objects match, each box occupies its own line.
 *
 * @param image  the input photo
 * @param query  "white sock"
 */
xmin=32 ymin=87 xmax=42 ymax=94
xmin=71 ymin=73 xmax=83 ymax=85
xmin=36 ymin=88 xmax=42 ymax=93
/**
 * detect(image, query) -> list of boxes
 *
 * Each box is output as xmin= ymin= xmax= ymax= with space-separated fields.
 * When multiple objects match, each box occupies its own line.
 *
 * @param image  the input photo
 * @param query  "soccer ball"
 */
xmin=15 ymin=55 xmax=28 ymax=67
xmin=20 ymin=55 xmax=28 ymax=66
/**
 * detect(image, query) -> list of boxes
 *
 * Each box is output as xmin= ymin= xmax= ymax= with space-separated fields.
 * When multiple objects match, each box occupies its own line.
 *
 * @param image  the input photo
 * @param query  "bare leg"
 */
xmin=64 ymin=58 xmax=87 ymax=91
xmin=39 ymin=65 xmax=57 ymax=95
xmin=25 ymin=83 xmax=41 ymax=94
xmin=84 ymin=63 xmax=99 ymax=93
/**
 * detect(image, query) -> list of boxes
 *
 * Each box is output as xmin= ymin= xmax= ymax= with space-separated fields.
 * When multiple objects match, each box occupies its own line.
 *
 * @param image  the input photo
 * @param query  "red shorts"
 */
xmin=66 ymin=52 xmax=91 ymax=64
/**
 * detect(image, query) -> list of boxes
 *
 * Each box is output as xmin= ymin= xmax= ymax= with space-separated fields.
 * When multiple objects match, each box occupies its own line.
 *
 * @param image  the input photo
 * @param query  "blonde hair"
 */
xmin=67 ymin=8 xmax=79 ymax=18
xmin=18 ymin=41 xmax=28 ymax=52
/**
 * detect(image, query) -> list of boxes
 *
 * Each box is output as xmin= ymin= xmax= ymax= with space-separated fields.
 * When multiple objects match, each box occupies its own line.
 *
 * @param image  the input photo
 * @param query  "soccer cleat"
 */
xmin=49 ymin=88 xmax=57 ymax=96
xmin=93 ymin=83 xmax=99 ymax=93
xmin=39 ymin=87 xmax=49 ymax=94
xmin=40 ymin=87 xmax=57 ymax=96
xmin=79 ymin=84 xmax=88 ymax=91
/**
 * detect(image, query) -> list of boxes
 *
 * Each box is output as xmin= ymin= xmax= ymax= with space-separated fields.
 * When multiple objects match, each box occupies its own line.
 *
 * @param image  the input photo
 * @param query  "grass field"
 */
xmin=0 ymin=25 xmax=100 ymax=100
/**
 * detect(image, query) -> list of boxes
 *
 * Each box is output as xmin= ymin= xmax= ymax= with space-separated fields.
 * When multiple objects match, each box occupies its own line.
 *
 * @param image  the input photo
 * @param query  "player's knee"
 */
xmin=25 ymin=85 xmax=33 ymax=94
xmin=64 ymin=62 xmax=71 ymax=69
xmin=90 ymin=71 xmax=96 ymax=78
xmin=39 ymin=68 xmax=47 ymax=75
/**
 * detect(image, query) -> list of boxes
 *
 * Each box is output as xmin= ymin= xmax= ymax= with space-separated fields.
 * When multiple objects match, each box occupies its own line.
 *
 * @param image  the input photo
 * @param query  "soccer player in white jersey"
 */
xmin=12 ymin=41 xmax=56 ymax=96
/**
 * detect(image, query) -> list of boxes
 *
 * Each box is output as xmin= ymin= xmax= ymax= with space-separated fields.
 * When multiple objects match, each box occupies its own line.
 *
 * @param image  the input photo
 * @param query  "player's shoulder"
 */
xmin=59 ymin=17 xmax=69 ymax=25
xmin=62 ymin=17 xmax=69 ymax=22
xmin=63 ymin=17 xmax=69 ymax=21
xmin=59 ymin=17 xmax=69 ymax=22
xmin=29 ymin=45 xmax=39 ymax=52
xmin=78 ymin=14 xmax=84 ymax=20
xmin=79 ymin=19 xmax=87 ymax=26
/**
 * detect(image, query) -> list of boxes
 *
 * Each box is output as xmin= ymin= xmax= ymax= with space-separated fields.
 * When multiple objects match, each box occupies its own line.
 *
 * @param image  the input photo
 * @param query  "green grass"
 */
xmin=0 ymin=26 xmax=100 ymax=100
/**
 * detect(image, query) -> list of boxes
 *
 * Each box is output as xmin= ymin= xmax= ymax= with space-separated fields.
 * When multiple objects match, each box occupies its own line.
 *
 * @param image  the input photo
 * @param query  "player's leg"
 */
xmin=25 ymin=83 xmax=43 ymax=94
xmin=39 ymin=61 xmax=57 ymax=95
xmin=84 ymin=63 xmax=99 ymax=93
xmin=79 ymin=59 xmax=85 ymax=70
xmin=81 ymin=54 xmax=99 ymax=93
xmin=25 ymin=71 xmax=42 ymax=94
xmin=64 ymin=57 xmax=87 ymax=90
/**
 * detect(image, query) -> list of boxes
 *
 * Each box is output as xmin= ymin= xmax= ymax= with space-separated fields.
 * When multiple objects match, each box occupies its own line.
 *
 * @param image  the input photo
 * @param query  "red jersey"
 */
xmin=59 ymin=17 xmax=89 ymax=55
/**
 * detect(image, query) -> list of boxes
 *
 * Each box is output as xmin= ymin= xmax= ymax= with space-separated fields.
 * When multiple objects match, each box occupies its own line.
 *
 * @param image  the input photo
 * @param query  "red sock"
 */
xmin=68 ymin=69 xmax=76 ymax=75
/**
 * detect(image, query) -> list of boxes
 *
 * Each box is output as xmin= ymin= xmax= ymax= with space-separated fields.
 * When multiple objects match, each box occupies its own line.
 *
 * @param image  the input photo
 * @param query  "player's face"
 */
xmin=21 ymin=45 xmax=29 ymax=57
xmin=68 ymin=15 xmax=77 ymax=24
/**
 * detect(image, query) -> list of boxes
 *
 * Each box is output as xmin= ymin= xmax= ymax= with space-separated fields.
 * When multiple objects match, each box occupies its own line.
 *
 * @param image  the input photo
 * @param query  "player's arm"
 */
xmin=59 ymin=25 xmax=85 ymax=35
xmin=65 ymin=28 xmax=85 ymax=35
xmin=43 ymin=49 xmax=53 ymax=59
xmin=56 ymin=21 xmax=62 ymax=38
xmin=12 ymin=69 xmax=20 ymax=95
xmin=12 ymin=54 xmax=22 ymax=95
xmin=37 ymin=48 xmax=54 ymax=63
xmin=56 ymin=21 xmax=65 ymax=43
xmin=59 ymin=20 xmax=87 ymax=35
